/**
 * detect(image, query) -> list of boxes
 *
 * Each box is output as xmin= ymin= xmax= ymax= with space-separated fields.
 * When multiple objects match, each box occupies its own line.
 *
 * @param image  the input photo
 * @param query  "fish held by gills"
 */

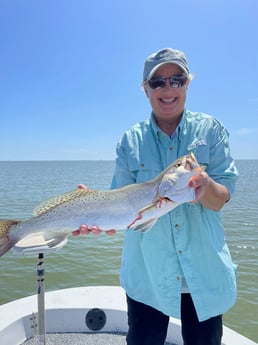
xmin=0 ymin=153 xmax=204 ymax=257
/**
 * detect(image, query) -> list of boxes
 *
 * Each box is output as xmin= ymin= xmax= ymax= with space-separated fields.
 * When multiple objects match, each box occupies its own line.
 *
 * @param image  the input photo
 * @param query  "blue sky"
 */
xmin=1 ymin=0 xmax=258 ymax=160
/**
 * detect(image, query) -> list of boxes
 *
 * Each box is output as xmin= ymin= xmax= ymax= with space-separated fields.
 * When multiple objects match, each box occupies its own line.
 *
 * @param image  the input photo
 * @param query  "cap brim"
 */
xmin=146 ymin=62 xmax=188 ymax=81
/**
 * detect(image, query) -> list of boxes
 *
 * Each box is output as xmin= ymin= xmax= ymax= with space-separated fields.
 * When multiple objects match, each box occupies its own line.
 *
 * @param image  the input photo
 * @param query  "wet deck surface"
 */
xmin=22 ymin=332 xmax=177 ymax=345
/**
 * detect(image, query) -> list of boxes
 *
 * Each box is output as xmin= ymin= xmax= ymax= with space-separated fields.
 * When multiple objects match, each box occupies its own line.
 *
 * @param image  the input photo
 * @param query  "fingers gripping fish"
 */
xmin=0 ymin=153 xmax=204 ymax=257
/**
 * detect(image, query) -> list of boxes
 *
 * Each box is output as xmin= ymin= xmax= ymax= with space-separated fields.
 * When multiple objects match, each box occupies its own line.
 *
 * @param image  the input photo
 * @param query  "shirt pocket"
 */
xmin=128 ymin=160 xmax=162 ymax=183
xmin=190 ymin=143 xmax=210 ymax=168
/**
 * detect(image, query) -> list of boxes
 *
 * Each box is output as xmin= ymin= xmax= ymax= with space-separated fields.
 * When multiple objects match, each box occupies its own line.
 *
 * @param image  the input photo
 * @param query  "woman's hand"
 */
xmin=189 ymin=172 xmax=229 ymax=211
xmin=72 ymin=225 xmax=116 ymax=236
xmin=189 ymin=171 xmax=210 ymax=201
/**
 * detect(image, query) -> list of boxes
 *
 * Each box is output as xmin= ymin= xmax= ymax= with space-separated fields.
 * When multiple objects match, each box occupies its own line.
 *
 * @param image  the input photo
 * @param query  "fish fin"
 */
xmin=137 ymin=198 xmax=169 ymax=214
xmin=33 ymin=189 xmax=92 ymax=216
xmin=127 ymin=201 xmax=163 ymax=231
xmin=12 ymin=233 xmax=68 ymax=255
xmin=45 ymin=235 xmax=68 ymax=249
xmin=0 ymin=219 xmax=20 ymax=257
xmin=137 ymin=202 xmax=157 ymax=214
xmin=133 ymin=218 xmax=157 ymax=233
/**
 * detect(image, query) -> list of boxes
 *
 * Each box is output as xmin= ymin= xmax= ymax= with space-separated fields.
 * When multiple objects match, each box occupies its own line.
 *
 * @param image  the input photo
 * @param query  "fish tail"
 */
xmin=0 ymin=220 xmax=20 ymax=257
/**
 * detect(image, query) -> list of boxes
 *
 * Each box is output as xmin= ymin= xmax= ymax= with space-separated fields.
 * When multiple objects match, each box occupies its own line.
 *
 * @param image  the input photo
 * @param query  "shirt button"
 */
xmin=169 ymin=147 xmax=173 ymax=151
xmin=176 ymin=276 xmax=180 ymax=281
xmin=175 ymin=224 xmax=180 ymax=229
xmin=178 ymin=250 xmax=183 ymax=255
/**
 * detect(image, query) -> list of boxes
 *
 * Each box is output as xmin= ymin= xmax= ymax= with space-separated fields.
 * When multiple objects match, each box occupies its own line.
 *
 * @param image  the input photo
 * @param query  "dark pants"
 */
xmin=126 ymin=294 xmax=223 ymax=345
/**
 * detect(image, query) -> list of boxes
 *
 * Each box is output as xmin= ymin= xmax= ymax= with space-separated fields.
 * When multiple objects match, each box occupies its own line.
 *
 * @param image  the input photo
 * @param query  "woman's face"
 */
xmin=144 ymin=63 xmax=190 ymax=132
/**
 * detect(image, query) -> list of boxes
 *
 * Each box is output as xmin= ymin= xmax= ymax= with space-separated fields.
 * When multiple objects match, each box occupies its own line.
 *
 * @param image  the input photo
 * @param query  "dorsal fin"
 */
xmin=33 ymin=189 xmax=91 ymax=216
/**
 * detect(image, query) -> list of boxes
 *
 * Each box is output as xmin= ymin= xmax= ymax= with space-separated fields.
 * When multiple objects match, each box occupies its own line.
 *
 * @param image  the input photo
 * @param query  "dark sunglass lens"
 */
xmin=170 ymin=76 xmax=187 ymax=88
xmin=148 ymin=78 xmax=166 ymax=89
xmin=148 ymin=76 xmax=188 ymax=89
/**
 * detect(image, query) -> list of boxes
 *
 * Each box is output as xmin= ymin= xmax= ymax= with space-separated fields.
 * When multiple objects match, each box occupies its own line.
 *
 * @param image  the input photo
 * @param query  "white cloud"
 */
xmin=233 ymin=128 xmax=258 ymax=136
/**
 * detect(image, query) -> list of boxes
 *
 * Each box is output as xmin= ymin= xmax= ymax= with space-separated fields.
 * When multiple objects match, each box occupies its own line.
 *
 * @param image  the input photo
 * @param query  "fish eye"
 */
xmin=175 ymin=162 xmax=182 ymax=168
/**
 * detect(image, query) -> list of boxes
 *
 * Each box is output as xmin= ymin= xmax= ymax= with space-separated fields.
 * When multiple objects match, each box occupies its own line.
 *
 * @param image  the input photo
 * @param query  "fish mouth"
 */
xmin=185 ymin=152 xmax=205 ymax=173
xmin=157 ymin=153 xmax=205 ymax=204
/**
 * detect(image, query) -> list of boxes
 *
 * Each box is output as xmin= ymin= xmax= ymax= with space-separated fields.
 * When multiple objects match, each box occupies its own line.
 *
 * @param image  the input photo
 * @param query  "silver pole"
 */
xmin=37 ymin=253 xmax=46 ymax=345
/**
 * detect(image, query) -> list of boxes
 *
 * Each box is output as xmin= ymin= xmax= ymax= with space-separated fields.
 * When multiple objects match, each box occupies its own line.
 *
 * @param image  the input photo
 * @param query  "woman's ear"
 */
xmin=143 ymin=84 xmax=149 ymax=98
xmin=186 ymin=74 xmax=193 ymax=90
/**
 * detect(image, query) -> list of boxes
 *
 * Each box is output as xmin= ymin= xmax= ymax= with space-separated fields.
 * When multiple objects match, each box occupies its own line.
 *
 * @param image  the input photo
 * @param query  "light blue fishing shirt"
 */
xmin=111 ymin=109 xmax=238 ymax=322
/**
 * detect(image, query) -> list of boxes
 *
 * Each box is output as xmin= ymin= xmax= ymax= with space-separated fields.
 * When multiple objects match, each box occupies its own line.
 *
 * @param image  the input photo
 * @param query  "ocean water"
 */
xmin=0 ymin=160 xmax=257 ymax=342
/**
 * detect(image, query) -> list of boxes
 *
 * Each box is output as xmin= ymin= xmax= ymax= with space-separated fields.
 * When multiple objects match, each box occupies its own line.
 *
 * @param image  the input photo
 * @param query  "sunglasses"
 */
xmin=147 ymin=75 xmax=188 ymax=89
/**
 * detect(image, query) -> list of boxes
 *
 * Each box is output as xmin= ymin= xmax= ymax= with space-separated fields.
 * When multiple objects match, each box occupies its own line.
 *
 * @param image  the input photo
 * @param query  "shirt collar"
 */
xmin=150 ymin=110 xmax=186 ymax=142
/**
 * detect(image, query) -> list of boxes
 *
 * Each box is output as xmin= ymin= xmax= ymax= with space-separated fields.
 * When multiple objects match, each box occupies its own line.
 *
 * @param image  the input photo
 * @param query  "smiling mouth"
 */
xmin=160 ymin=98 xmax=176 ymax=103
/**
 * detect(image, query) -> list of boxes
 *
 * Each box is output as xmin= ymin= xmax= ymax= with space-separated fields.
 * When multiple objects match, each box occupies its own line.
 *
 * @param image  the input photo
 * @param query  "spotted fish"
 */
xmin=0 ymin=153 xmax=204 ymax=257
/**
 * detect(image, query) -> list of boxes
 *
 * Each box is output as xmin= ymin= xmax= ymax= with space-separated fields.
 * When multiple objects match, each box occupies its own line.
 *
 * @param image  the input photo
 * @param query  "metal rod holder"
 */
xmin=12 ymin=236 xmax=67 ymax=344
xmin=37 ymin=253 xmax=46 ymax=345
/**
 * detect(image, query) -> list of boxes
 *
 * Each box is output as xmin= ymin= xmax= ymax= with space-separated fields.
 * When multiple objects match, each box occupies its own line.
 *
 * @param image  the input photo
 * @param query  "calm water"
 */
xmin=0 ymin=160 xmax=257 ymax=342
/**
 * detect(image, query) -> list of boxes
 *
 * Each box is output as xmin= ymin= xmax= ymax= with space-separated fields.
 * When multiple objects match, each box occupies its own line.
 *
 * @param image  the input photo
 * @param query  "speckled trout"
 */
xmin=0 ymin=153 xmax=204 ymax=257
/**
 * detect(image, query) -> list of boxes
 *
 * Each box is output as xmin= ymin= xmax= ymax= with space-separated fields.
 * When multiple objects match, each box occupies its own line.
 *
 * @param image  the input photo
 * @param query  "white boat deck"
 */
xmin=0 ymin=286 xmax=257 ymax=345
xmin=22 ymin=333 xmax=128 ymax=345
xmin=22 ymin=332 xmax=177 ymax=345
